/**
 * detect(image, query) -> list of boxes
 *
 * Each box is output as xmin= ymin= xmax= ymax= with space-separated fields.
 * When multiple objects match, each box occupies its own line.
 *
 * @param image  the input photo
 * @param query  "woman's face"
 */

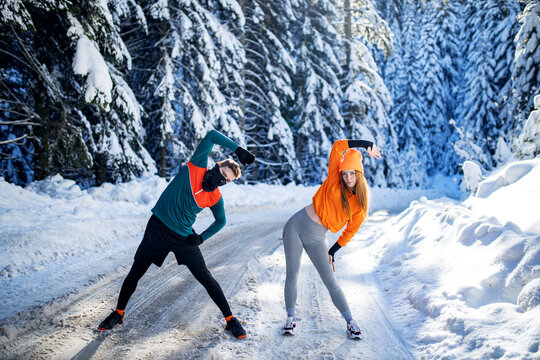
xmin=341 ymin=169 xmax=357 ymax=189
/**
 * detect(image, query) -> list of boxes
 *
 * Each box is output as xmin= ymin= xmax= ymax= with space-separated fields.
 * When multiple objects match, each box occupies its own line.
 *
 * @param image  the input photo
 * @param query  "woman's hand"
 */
xmin=328 ymin=242 xmax=340 ymax=272
xmin=329 ymin=255 xmax=335 ymax=272
xmin=367 ymin=144 xmax=381 ymax=159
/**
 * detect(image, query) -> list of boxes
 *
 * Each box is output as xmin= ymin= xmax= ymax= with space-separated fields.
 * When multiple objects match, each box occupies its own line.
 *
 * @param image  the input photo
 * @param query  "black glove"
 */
xmin=235 ymin=146 xmax=255 ymax=165
xmin=186 ymin=233 xmax=203 ymax=246
xmin=328 ymin=242 xmax=342 ymax=262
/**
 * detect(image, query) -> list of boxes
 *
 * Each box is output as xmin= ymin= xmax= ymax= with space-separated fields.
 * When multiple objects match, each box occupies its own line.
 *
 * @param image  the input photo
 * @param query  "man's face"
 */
xmin=219 ymin=166 xmax=235 ymax=184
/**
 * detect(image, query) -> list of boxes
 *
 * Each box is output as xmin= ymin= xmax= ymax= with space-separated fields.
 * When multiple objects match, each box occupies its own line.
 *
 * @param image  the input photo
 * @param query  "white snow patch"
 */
xmin=354 ymin=158 xmax=540 ymax=359
xmin=72 ymin=35 xmax=113 ymax=110
xmin=462 ymin=160 xmax=483 ymax=193
xmin=468 ymin=158 xmax=540 ymax=233
xmin=518 ymin=278 xmax=540 ymax=311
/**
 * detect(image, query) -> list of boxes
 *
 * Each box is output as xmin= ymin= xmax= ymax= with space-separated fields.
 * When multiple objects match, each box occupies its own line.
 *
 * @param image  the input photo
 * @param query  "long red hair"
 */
xmin=340 ymin=170 xmax=369 ymax=217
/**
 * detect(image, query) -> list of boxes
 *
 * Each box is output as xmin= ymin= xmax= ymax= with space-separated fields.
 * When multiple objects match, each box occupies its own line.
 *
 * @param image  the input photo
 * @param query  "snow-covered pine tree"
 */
xmin=0 ymin=1 xmax=92 ymax=185
xmin=393 ymin=0 xmax=429 ymax=186
xmin=0 ymin=66 xmax=36 ymax=185
xmin=172 ymin=0 xmax=245 ymax=169
xmin=433 ymin=0 xmax=464 ymax=174
xmin=336 ymin=0 xmax=401 ymax=187
xmin=510 ymin=0 xmax=540 ymax=142
xmin=373 ymin=0 xmax=434 ymax=186
xmin=240 ymin=0 xmax=300 ymax=184
xmin=490 ymin=0 xmax=523 ymax=164
xmin=0 ymin=0 xmax=157 ymax=186
xmin=457 ymin=0 xmax=520 ymax=169
xmin=375 ymin=0 xmax=461 ymax=185
xmin=112 ymin=0 xmax=187 ymax=178
xmin=67 ymin=0 xmax=156 ymax=185
xmin=337 ymin=0 xmax=393 ymax=58
xmin=426 ymin=0 xmax=461 ymax=174
xmin=291 ymin=0 xmax=346 ymax=184
xmin=515 ymin=94 xmax=540 ymax=158
xmin=371 ymin=0 xmax=402 ymax=92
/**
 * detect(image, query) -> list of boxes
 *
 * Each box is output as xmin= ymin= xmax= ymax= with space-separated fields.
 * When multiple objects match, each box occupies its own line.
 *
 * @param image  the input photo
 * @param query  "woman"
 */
xmin=281 ymin=139 xmax=381 ymax=339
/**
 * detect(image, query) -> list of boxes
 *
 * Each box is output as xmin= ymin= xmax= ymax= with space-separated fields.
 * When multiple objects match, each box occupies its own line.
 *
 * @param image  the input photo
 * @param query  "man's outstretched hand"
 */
xmin=235 ymin=147 xmax=255 ymax=165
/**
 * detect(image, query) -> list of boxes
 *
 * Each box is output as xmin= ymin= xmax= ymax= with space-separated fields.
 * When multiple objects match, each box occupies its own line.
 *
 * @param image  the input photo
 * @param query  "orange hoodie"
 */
xmin=312 ymin=140 xmax=366 ymax=247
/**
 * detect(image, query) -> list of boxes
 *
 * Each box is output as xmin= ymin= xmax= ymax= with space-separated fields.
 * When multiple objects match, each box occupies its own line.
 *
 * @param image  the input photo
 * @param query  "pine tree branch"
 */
xmin=172 ymin=59 xmax=201 ymax=84
xmin=10 ymin=26 xmax=67 ymax=125
xmin=244 ymin=134 xmax=278 ymax=148
xmin=244 ymin=79 xmax=274 ymax=105
xmin=0 ymin=134 xmax=28 ymax=145
xmin=119 ymin=25 xmax=142 ymax=36
xmin=0 ymin=76 xmax=42 ymax=126
xmin=246 ymin=142 xmax=279 ymax=148
xmin=0 ymin=47 xmax=34 ymax=70
xmin=243 ymin=124 xmax=258 ymax=132
xmin=0 ymin=119 xmax=40 ymax=126
xmin=244 ymin=108 xmax=265 ymax=121
xmin=245 ymin=45 xmax=266 ymax=60
xmin=124 ymin=38 xmax=149 ymax=52
xmin=252 ymin=157 xmax=286 ymax=166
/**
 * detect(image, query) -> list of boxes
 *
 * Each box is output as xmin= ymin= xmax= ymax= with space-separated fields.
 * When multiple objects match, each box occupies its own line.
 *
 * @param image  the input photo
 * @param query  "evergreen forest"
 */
xmin=1 ymin=0 xmax=538 ymax=188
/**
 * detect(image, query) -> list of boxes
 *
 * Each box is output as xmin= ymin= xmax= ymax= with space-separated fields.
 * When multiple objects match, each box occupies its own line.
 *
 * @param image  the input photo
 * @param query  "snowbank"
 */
xmin=355 ymin=158 xmax=540 ymax=359
xmin=467 ymin=158 xmax=540 ymax=233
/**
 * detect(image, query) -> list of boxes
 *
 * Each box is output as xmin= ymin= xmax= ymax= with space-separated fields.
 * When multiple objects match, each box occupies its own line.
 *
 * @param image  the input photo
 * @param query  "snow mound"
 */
xmin=88 ymin=175 xmax=167 ymax=205
xmin=466 ymin=158 xmax=540 ymax=233
xmin=359 ymin=158 xmax=540 ymax=359
xmin=476 ymin=161 xmax=533 ymax=198
xmin=462 ymin=160 xmax=483 ymax=193
xmin=518 ymin=278 xmax=540 ymax=311
xmin=26 ymin=174 xmax=84 ymax=200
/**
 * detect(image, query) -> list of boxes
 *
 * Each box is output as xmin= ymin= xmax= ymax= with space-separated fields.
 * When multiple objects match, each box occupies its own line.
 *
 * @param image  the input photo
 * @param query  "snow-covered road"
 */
xmin=0 ymin=207 xmax=412 ymax=359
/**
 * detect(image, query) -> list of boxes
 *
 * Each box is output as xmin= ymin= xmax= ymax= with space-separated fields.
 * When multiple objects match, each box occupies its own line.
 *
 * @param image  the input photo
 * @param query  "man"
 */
xmin=98 ymin=129 xmax=255 ymax=339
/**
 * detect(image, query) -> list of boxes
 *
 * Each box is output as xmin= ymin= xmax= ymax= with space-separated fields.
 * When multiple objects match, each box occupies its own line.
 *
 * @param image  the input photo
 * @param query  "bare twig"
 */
xmin=0 ymin=134 xmax=28 ymax=145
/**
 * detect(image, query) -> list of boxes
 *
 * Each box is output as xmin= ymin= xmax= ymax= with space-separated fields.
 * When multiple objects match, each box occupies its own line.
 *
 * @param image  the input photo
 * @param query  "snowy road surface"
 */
xmin=0 ymin=208 xmax=413 ymax=359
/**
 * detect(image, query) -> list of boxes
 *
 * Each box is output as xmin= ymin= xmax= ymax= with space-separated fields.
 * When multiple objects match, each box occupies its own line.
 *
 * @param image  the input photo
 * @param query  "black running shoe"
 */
xmin=98 ymin=310 xmax=124 ymax=331
xmin=225 ymin=317 xmax=247 ymax=339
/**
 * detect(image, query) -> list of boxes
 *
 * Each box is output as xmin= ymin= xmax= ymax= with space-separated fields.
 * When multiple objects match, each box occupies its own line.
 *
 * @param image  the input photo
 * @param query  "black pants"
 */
xmin=116 ymin=215 xmax=232 ymax=318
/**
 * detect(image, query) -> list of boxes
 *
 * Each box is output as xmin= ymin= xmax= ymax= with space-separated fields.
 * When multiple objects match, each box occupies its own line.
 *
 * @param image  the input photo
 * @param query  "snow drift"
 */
xmin=358 ymin=158 xmax=540 ymax=359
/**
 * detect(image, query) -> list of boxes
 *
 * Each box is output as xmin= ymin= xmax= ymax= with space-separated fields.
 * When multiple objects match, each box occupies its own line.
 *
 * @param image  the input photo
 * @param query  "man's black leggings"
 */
xmin=116 ymin=215 xmax=233 ymax=318
xmin=116 ymin=258 xmax=151 ymax=311
xmin=116 ymin=257 xmax=233 ymax=318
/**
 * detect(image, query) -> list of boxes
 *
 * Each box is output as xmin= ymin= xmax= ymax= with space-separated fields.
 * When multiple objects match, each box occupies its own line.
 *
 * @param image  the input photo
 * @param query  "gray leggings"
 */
xmin=283 ymin=208 xmax=351 ymax=317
